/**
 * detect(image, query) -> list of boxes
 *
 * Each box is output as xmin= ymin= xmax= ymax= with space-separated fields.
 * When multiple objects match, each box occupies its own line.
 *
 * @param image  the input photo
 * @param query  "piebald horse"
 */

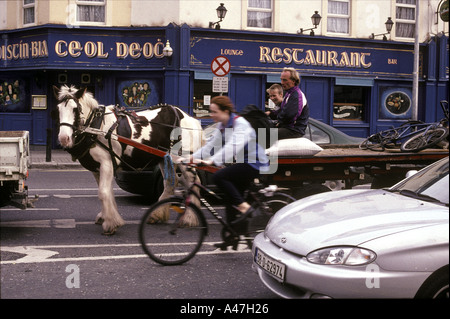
xmin=54 ymin=85 xmax=203 ymax=235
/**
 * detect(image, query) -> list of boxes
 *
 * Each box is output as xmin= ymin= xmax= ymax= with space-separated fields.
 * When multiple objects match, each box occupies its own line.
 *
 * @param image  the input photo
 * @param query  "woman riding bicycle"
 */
xmin=188 ymin=96 xmax=269 ymax=249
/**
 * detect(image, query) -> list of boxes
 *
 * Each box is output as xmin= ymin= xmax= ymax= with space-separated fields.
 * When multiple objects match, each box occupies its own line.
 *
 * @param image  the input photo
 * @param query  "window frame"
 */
xmin=246 ymin=0 xmax=274 ymax=31
xmin=332 ymin=84 xmax=369 ymax=123
xmin=75 ymin=0 xmax=106 ymax=25
xmin=395 ymin=0 xmax=416 ymax=39
xmin=327 ymin=0 xmax=351 ymax=35
xmin=23 ymin=0 xmax=35 ymax=26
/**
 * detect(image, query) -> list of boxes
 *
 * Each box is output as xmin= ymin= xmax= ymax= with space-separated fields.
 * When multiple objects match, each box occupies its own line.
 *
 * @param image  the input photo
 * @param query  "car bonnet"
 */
xmin=265 ymin=189 xmax=448 ymax=256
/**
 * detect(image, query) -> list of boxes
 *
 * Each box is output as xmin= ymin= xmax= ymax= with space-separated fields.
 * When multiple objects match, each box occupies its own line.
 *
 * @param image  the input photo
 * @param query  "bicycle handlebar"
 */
xmin=175 ymin=157 xmax=221 ymax=173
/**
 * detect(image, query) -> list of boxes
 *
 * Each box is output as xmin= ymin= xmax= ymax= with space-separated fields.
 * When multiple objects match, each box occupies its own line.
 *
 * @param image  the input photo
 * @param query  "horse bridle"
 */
xmin=58 ymin=97 xmax=102 ymax=138
xmin=58 ymin=97 xmax=84 ymax=133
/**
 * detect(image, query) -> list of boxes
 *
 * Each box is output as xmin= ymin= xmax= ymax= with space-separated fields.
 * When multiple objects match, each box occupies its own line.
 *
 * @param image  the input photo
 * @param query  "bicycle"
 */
xmin=139 ymin=161 xmax=295 ymax=265
xmin=401 ymin=101 xmax=449 ymax=152
xmin=360 ymin=100 xmax=449 ymax=152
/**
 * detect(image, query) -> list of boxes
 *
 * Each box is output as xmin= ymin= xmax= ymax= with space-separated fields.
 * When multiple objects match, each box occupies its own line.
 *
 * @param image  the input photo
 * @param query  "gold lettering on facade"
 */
xmin=97 ymin=42 xmax=108 ymax=58
xmin=143 ymin=42 xmax=154 ymax=58
xmin=55 ymin=40 xmax=68 ymax=57
xmin=259 ymin=46 xmax=271 ymax=63
xmin=68 ymin=41 xmax=82 ymax=57
xmin=154 ymin=39 xmax=164 ymax=58
xmin=0 ymin=40 xmax=48 ymax=61
xmin=1 ymin=39 xmax=162 ymax=61
xmin=259 ymin=46 xmax=372 ymax=69
xmin=292 ymin=48 xmax=304 ymax=64
xmin=129 ymin=43 xmax=141 ymax=59
xmin=116 ymin=42 xmax=128 ymax=59
xmin=282 ymin=48 xmax=292 ymax=64
xmin=271 ymin=47 xmax=283 ymax=63
xmin=328 ymin=51 xmax=338 ymax=66
xmin=84 ymin=41 xmax=97 ymax=58
xmin=220 ymin=48 xmax=244 ymax=56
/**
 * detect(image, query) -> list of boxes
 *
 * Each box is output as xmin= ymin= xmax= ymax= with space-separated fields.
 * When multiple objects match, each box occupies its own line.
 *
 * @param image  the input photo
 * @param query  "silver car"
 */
xmin=252 ymin=157 xmax=449 ymax=299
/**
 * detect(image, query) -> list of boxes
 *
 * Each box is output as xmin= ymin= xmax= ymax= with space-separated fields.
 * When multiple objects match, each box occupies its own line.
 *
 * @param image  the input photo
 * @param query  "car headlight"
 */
xmin=307 ymin=247 xmax=376 ymax=266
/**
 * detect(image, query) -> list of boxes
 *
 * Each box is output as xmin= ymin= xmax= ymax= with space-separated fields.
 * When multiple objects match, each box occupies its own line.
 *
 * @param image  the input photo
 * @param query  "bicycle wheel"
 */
xmin=359 ymin=134 xmax=385 ymax=151
xmin=244 ymin=192 xmax=295 ymax=248
xmin=400 ymin=127 xmax=448 ymax=152
xmin=139 ymin=197 xmax=206 ymax=265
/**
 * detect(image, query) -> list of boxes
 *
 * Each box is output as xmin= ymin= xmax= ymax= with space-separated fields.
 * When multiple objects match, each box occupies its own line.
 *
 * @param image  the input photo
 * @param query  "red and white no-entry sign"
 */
xmin=211 ymin=56 xmax=230 ymax=77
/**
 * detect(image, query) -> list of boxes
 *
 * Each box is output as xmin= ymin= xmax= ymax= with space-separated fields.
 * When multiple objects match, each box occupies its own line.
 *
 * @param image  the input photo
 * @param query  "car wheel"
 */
xmin=415 ymin=265 xmax=449 ymax=299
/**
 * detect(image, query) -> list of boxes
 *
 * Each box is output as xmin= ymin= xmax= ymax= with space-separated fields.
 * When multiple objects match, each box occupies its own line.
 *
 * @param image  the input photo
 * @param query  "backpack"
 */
xmin=238 ymin=104 xmax=275 ymax=148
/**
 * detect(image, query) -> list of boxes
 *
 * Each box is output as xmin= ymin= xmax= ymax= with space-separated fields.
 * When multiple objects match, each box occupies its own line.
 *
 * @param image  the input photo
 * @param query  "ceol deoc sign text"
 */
xmin=0 ymin=37 xmax=167 ymax=67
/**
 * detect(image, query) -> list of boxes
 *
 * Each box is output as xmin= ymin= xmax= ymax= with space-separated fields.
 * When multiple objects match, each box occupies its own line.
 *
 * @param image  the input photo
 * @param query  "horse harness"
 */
xmin=60 ymin=99 xmax=181 ymax=174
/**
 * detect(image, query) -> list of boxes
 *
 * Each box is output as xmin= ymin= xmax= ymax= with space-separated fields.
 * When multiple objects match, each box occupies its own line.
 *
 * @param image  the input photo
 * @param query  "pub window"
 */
xmin=327 ymin=0 xmax=350 ymax=34
xmin=193 ymin=80 xmax=225 ymax=119
xmin=395 ymin=0 xmax=416 ymax=38
xmin=23 ymin=0 xmax=35 ymax=25
xmin=76 ymin=0 xmax=105 ymax=23
xmin=333 ymin=85 xmax=367 ymax=121
xmin=247 ymin=0 xmax=273 ymax=29
xmin=0 ymin=79 xmax=29 ymax=114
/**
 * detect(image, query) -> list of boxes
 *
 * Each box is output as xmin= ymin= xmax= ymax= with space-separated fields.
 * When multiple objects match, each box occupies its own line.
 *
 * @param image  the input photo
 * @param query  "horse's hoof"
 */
xmin=146 ymin=216 xmax=159 ymax=224
xmin=102 ymin=229 xmax=116 ymax=236
xmin=95 ymin=218 xmax=104 ymax=225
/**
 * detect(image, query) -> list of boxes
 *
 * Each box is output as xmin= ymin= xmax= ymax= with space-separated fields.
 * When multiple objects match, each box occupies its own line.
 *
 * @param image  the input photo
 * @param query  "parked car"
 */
xmin=306 ymin=118 xmax=364 ymax=145
xmin=252 ymin=156 xmax=449 ymax=299
xmin=115 ymin=119 xmax=364 ymax=197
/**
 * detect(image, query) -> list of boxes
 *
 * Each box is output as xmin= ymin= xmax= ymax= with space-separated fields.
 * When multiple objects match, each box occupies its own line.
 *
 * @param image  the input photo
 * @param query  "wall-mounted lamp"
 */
xmin=369 ymin=17 xmax=394 ymax=41
xmin=162 ymin=40 xmax=173 ymax=57
xmin=209 ymin=3 xmax=227 ymax=29
xmin=298 ymin=11 xmax=322 ymax=36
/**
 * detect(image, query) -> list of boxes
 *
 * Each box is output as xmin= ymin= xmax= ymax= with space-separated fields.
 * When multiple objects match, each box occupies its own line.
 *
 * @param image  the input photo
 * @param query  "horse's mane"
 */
xmin=58 ymin=85 xmax=99 ymax=110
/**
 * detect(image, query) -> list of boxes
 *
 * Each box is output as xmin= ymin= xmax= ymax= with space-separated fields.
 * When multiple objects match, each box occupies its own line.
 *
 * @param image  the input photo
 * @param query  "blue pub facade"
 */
xmin=1 ymin=23 xmax=448 ymax=146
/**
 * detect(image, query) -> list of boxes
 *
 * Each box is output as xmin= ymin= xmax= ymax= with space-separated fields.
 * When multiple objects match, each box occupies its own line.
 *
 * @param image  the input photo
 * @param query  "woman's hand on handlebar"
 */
xmin=196 ymin=159 xmax=214 ymax=166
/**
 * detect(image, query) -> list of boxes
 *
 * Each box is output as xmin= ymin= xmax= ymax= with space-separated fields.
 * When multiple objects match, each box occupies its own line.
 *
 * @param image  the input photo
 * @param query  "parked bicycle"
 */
xmin=139 ymin=161 xmax=295 ymax=265
xmin=360 ymin=100 xmax=449 ymax=152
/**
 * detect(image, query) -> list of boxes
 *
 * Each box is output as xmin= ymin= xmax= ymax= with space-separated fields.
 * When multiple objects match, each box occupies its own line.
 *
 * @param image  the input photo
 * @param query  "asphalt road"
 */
xmin=0 ymin=168 xmax=279 ymax=301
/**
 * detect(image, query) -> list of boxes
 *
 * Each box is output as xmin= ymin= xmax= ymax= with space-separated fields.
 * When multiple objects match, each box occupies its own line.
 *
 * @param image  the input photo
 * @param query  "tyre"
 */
xmin=415 ymin=266 xmax=449 ymax=299
xmin=244 ymin=192 xmax=295 ymax=248
xmin=139 ymin=197 xmax=207 ymax=265
xmin=400 ymin=127 xmax=448 ymax=152
xmin=359 ymin=135 xmax=385 ymax=152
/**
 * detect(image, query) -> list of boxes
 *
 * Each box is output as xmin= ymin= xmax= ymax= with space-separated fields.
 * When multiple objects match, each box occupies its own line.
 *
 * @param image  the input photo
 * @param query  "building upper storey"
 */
xmin=1 ymin=0 xmax=448 ymax=43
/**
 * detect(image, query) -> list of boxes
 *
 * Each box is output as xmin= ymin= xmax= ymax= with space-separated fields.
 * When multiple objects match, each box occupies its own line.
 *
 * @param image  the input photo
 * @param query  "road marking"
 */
xmin=1 ymin=246 xmax=59 ymax=263
xmin=0 ymin=219 xmax=142 ymax=228
xmin=0 ymin=243 xmax=250 ymax=264
xmin=30 ymin=188 xmax=124 ymax=192
xmin=0 ymin=207 xmax=59 ymax=212
xmin=0 ymin=219 xmax=76 ymax=228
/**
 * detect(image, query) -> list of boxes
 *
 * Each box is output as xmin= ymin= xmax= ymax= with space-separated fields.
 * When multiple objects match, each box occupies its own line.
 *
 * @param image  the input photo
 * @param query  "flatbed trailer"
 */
xmin=107 ymin=129 xmax=448 ymax=200
xmin=0 ymin=131 xmax=35 ymax=209
xmin=268 ymin=146 xmax=448 ymax=198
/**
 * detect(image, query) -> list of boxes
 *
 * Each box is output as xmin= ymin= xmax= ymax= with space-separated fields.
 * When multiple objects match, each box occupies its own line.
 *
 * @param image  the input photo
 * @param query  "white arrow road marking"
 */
xmin=1 ymin=246 xmax=59 ymax=263
xmin=0 ymin=243 xmax=250 ymax=264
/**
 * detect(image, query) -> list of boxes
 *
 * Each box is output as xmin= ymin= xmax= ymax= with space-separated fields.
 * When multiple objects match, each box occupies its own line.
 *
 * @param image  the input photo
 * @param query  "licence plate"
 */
xmin=254 ymin=248 xmax=286 ymax=282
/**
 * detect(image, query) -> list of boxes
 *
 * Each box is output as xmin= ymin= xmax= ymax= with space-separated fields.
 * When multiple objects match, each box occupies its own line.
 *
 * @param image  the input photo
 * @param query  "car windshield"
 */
xmin=389 ymin=157 xmax=449 ymax=206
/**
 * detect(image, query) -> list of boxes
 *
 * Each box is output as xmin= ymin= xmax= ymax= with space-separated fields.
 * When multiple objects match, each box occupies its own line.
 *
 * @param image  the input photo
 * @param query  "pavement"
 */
xmin=30 ymin=145 xmax=82 ymax=169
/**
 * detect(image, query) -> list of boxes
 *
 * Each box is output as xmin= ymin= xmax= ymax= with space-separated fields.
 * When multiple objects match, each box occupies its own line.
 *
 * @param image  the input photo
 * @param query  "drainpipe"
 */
xmin=412 ymin=0 xmax=420 ymax=120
